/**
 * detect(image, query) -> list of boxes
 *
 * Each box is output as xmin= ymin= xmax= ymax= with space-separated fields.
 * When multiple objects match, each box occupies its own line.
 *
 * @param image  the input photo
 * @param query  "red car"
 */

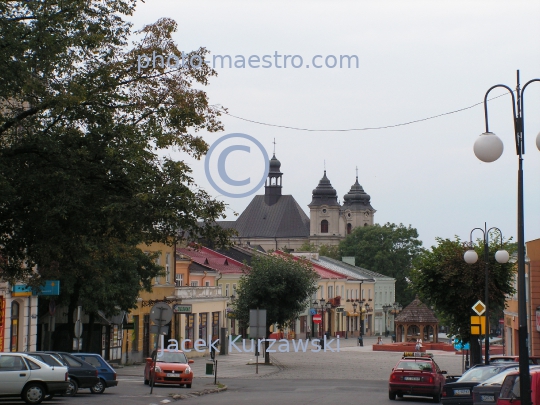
xmin=144 ymin=350 xmax=194 ymax=388
xmin=389 ymin=353 xmax=447 ymax=402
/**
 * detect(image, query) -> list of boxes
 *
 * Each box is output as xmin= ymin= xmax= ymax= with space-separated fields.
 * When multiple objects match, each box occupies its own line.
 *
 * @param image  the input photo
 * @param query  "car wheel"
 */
xmin=186 ymin=384 xmax=192 ymax=389
xmin=22 ymin=383 xmax=45 ymax=405
xmin=389 ymin=391 xmax=396 ymax=400
xmin=90 ymin=379 xmax=106 ymax=394
xmin=65 ymin=379 xmax=78 ymax=397
xmin=397 ymin=394 xmax=403 ymax=398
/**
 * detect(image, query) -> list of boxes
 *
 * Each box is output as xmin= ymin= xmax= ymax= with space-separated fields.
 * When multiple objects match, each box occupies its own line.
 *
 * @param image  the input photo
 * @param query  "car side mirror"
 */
xmin=188 ymin=359 xmax=194 ymax=364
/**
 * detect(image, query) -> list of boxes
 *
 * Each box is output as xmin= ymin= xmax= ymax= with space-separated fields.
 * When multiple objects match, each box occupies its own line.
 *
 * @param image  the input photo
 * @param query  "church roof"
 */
xmin=309 ymin=170 xmax=339 ymax=207
xmin=231 ymin=195 xmax=310 ymax=238
xmin=343 ymin=177 xmax=374 ymax=211
xmin=317 ymin=256 xmax=391 ymax=281
xmin=395 ymin=296 xmax=439 ymax=324
xmin=269 ymin=154 xmax=282 ymax=174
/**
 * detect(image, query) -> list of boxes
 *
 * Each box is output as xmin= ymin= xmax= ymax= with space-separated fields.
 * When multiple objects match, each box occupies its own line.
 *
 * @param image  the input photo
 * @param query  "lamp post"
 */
xmin=473 ymin=70 xmax=540 ymax=405
xmin=383 ymin=304 xmax=391 ymax=337
xmin=364 ymin=302 xmax=371 ymax=335
xmin=352 ymin=302 xmax=358 ymax=335
xmin=463 ymin=224 xmax=509 ymax=365
xmin=392 ymin=302 xmax=402 ymax=342
xmin=326 ymin=301 xmax=332 ymax=337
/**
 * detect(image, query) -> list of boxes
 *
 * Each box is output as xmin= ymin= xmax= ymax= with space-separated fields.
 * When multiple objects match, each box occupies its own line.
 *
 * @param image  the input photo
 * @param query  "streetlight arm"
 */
xmin=486 ymin=226 xmax=505 ymax=249
xmin=483 ymin=84 xmax=519 ymax=154
xmin=469 ymin=227 xmax=486 ymax=245
xmin=521 ymin=79 xmax=540 ymax=152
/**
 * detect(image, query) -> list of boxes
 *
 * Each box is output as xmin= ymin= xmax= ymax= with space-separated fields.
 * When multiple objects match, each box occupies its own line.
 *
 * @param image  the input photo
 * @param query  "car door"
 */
xmin=0 ymin=354 xmax=31 ymax=395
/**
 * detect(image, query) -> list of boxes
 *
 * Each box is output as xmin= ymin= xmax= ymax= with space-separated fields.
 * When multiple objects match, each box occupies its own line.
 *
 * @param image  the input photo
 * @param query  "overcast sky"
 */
xmin=130 ymin=0 xmax=540 ymax=249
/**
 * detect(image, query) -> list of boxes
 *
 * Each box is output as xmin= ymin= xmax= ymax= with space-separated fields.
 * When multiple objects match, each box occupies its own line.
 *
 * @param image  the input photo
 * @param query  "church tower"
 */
xmin=341 ymin=175 xmax=376 ymax=234
xmin=264 ymin=154 xmax=282 ymax=206
xmin=308 ymin=171 xmax=341 ymax=245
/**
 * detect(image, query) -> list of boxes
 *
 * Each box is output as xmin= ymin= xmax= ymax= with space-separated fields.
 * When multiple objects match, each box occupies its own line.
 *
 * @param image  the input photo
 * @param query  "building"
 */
xmin=0 ymin=282 xmax=38 ymax=352
xmin=218 ymin=154 xmax=376 ymax=251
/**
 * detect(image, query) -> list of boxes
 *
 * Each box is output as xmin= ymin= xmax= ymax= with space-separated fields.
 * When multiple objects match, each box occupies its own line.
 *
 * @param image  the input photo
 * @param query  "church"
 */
xmin=219 ymin=153 xmax=376 ymax=252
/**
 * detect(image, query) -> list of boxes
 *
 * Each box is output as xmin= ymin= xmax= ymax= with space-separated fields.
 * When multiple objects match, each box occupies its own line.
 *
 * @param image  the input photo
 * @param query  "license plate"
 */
xmin=166 ymin=373 xmax=180 ymax=377
xmin=404 ymin=377 xmax=421 ymax=381
xmin=480 ymin=395 xmax=495 ymax=402
xmin=454 ymin=389 xmax=470 ymax=396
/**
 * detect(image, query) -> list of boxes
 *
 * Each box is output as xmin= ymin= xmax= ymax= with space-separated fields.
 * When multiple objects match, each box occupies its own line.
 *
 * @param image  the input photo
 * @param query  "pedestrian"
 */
xmin=415 ymin=338 xmax=422 ymax=352
xmin=377 ymin=336 xmax=383 ymax=345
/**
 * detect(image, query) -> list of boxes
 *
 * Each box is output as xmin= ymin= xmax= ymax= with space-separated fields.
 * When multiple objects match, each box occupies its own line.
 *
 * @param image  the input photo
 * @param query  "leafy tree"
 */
xmin=233 ymin=254 xmax=319 ymax=363
xmin=339 ymin=223 xmax=423 ymax=305
xmin=0 ymin=1 xmax=233 ymax=346
xmin=298 ymin=241 xmax=340 ymax=259
xmin=410 ymin=237 xmax=514 ymax=362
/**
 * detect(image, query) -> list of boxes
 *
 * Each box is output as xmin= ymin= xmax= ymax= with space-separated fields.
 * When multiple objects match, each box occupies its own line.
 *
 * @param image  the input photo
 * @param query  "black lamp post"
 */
xmin=364 ymin=302 xmax=370 ymax=335
xmin=326 ymin=301 xmax=332 ymax=337
xmin=392 ymin=302 xmax=402 ymax=342
xmin=473 ymin=70 xmax=540 ymax=405
xmin=463 ymin=224 xmax=509 ymax=365
xmin=383 ymin=304 xmax=392 ymax=337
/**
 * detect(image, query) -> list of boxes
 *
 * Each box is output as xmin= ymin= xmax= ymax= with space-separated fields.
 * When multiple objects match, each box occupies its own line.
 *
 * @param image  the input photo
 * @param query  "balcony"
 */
xmin=174 ymin=286 xmax=223 ymax=299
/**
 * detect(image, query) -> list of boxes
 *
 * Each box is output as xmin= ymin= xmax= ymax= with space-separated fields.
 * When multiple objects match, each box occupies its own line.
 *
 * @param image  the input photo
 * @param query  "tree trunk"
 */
xmin=470 ymin=336 xmax=482 ymax=367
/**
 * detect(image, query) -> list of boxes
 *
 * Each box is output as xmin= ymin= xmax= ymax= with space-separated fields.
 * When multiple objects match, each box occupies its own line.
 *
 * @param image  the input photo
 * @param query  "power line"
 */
xmin=215 ymin=92 xmax=509 ymax=132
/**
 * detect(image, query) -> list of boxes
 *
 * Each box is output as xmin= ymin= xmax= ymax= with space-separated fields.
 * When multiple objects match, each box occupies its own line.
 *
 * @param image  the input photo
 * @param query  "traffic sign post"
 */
xmin=249 ymin=309 xmax=267 ymax=375
xmin=149 ymin=302 xmax=173 ymax=394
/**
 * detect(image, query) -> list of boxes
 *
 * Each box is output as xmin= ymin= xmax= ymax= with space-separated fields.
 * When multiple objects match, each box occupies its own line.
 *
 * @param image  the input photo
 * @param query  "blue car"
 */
xmin=72 ymin=353 xmax=118 ymax=394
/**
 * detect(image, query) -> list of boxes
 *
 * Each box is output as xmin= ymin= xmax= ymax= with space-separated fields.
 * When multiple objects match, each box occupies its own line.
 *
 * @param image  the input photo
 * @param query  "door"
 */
xmin=0 ymin=354 xmax=30 ymax=395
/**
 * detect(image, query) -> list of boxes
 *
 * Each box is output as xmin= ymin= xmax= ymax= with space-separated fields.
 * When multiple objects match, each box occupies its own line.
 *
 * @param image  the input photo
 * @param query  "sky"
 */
xmin=129 ymin=0 xmax=540 ymax=249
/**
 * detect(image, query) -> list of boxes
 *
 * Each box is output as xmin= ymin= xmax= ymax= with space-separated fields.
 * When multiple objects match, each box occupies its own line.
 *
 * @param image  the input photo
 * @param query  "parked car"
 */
xmin=442 ymin=363 xmax=519 ymax=405
xmin=490 ymin=356 xmax=540 ymax=365
xmin=388 ymin=353 xmax=447 ymax=402
xmin=0 ymin=352 xmax=69 ymax=404
xmin=144 ymin=349 xmax=194 ymax=388
xmin=26 ymin=353 xmax=68 ymax=400
xmin=497 ymin=367 xmax=540 ymax=405
xmin=72 ymin=353 xmax=118 ymax=394
xmin=33 ymin=351 xmax=99 ymax=396
xmin=472 ymin=365 xmax=540 ymax=405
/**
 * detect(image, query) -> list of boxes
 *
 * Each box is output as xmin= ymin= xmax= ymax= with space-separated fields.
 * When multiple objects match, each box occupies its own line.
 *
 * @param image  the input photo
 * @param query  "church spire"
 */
xmin=265 ymin=150 xmax=282 ymax=206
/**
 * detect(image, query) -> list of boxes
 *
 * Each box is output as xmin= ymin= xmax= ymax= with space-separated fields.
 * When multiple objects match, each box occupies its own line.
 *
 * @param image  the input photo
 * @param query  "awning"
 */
xmin=346 ymin=312 xmax=359 ymax=317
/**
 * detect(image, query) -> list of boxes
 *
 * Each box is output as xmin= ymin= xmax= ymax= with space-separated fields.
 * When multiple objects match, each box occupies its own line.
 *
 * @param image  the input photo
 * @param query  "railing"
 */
xmin=174 ymin=286 xmax=223 ymax=299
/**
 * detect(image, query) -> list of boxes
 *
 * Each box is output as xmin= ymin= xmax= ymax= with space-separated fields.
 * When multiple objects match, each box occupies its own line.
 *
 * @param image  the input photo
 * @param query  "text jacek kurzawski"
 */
xmin=157 ymin=335 xmax=341 ymax=355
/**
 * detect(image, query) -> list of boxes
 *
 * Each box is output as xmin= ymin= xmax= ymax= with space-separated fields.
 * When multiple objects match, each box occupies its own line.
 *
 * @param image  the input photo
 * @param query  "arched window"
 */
xmin=10 ymin=301 xmax=19 ymax=352
xmin=321 ymin=220 xmax=328 ymax=233
xmin=347 ymin=223 xmax=352 ymax=234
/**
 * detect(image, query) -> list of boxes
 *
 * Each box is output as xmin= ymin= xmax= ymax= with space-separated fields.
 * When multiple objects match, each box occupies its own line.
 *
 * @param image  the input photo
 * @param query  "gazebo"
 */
xmin=394 ymin=296 xmax=439 ymax=343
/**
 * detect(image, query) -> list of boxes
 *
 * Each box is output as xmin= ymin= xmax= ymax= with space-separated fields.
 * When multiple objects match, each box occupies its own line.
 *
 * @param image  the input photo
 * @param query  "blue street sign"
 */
xmin=12 ymin=281 xmax=60 ymax=296
xmin=310 ymin=308 xmax=317 ymax=315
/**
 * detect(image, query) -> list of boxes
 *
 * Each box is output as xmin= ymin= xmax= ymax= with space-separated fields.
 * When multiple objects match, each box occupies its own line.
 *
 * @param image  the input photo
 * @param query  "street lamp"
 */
xmin=463 ymin=224 xmax=509 ymax=365
xmin=326 ymin=301 xmax=332 ymax=337
xmin=383 ymin=304 xmax=392 ymax=337
xmin=392 ymin=302 xmax=403 ymax=342
xmin=473 ymin=70 xmax=540 ymax=405
xmin=364 ymin=302 xmax=370 ymax=335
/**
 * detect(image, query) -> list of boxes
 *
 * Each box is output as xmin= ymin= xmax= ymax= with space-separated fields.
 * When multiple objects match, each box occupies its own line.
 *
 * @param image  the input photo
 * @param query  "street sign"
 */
xmin=74 ymin=320 xmax=83 ymax=338
xmin=172 ymin=304 xmax=192 ymax=314
xmin=149 ymin=302 xmax=173 ymax=326
xmin=313 ymin=314 xmax=322 ymax=324
xmin=249 ymin=309 xmax=267 ymax=339
xmin=472 ymin=300 xmax=486 ymax=316
xmin=471 ymin=315 xmax=486 ymax=335
xmin=37 ymin=280 xmax=60 ymax=296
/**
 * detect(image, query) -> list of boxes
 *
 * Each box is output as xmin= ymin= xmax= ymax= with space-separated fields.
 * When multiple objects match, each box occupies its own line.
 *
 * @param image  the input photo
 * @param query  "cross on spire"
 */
xmin=273 ymin=138 xmax=276 ymax=155
xmin=356 ymin=166 xmax=358 ymax=180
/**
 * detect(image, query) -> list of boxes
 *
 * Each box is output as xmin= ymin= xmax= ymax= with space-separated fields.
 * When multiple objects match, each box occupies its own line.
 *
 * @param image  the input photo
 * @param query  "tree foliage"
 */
xmin=339 ymin=223 xmax=424 ymax=305
xmin=233 ymin=254 xmax=319 ymax=362
xmin=298 ymin=241 xmax=340 ymax=259
xmin=409 ymin=237 xmax=515 ymax=344
xmin=0 ymin=0 xmax=233 ymax=340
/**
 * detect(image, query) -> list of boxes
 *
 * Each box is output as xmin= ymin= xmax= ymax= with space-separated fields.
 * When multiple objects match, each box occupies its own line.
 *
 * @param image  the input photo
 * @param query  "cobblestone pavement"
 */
xmin=116 ymin=336 xmax=465 ymax=381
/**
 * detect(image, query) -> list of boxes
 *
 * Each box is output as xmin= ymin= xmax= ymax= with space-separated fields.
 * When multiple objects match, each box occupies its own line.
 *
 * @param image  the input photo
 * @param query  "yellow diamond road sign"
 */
xmin=472 ymin=300 xmax=486 ymax=316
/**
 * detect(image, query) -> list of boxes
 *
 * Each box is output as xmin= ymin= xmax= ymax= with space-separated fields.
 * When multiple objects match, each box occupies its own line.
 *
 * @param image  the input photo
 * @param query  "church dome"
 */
xmin=269 ymin=154 xmax=282 ymax=173
xmin=343 ymin=176 xmax=374 ymax=210
xmin=309 ymin=171 xmax=339 ymax=207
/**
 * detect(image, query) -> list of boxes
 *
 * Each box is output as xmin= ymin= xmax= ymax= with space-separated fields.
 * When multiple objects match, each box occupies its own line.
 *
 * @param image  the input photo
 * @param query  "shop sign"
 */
xmin=172 ymin=304 xmax=192 ymax=314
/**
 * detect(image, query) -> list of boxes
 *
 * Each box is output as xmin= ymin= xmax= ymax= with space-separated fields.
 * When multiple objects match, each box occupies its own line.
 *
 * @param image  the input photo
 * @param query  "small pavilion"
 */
xmin=394 ymin=296 xmax=439 ymax=343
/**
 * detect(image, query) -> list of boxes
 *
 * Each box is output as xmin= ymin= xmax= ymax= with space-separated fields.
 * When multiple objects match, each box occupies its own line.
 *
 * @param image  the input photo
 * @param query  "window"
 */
xmin=133 ymin=315 xmax=139 ymax=352
xmin=190 ymin=281 xmax=198 ymax=287
xmin=232 ymin=284 xmax=237 ymax=296
xmin=176 ymin=273 xmax=183 ymax=287
xmin=225 ymin=284 xmax=230 ymax=297
xmin=155 ymin=255 xmax=161 ymax=284
xmin=165 ymin=253 xmax=171 ymax=284
xmin=346 ymin=290 xmax=349 ymax=299
xmin=205 ymin=281 xmax=210 ymax=287
xmin=321 ymin=220 xmax=329 ymax=233
xmin=319 ymin=285 xmax=323 ymax=299
xmin=362 ymin=289 xmax=364 ymax=300
xmin=347 ymin=223 xmax=352 ymax=234
xmin=328 ymin=286 xmax=333 ymax=299
xmin=62 ymin=355 xmax=83 ymax=367
xmin=25 ymin=359 xmax=41 ymax=370
xmin=368 ymin=289 xmax=371 ymax=299
xmin=0 ymin=355 xmax=27 ymax=371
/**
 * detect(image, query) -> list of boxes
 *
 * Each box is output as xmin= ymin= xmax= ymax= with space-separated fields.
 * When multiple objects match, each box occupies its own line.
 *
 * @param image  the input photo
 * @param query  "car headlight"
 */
xmin=154 ymin=366 xmax=162 ymax=373
xmin=185 ymin=367 xmax=191 ymax=374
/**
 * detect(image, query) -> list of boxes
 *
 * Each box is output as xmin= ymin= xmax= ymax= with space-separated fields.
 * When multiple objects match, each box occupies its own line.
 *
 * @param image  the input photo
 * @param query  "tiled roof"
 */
xmin=218 ymin=195 xmax=310 ymax=238
xmin=178 ymin=246 xmax=246 ymax=274
xmin=317 ymin=256 xmax=393 ymax=280
xmin=395 ymin=296 xmax=438 ymax=323
xmin=273 ymin=251 xmax=348 ymax=280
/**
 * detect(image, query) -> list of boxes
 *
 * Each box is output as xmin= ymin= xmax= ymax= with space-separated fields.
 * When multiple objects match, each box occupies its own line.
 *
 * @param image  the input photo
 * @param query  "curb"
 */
xmin=170 ymin=385 xmax=228 ymax=400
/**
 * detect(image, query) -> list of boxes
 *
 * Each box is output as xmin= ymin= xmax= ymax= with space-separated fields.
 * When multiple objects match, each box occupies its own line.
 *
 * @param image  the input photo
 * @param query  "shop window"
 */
xmin=321 ymin=220 xmax=328 ymax=233
xmin=347 ymin=223 xmax=352 ymax=234
xmin=199 ymin=313 xmax=208 ymax=341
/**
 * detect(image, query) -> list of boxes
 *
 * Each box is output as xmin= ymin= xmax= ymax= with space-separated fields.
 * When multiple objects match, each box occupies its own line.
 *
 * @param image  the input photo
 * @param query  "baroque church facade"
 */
xmin=219 ymin=154 xmax=376 ymax=252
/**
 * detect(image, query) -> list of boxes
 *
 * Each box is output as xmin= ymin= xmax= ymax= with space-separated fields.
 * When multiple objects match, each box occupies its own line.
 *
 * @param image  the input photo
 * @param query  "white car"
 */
xmin=0 ymin=353 xmax=69 ymax=404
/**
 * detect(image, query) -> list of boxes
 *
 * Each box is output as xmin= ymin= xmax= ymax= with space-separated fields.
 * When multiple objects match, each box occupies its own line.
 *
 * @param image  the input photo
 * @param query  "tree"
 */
xmin=410 ymin=237 xmax=514 ymax=363
xmin=233 ymin=253 xmax=319 ymax=363
xmin=297 ymin=241 xmax=340 ymax=259
xmin=339 ymin=223 xmax=424 ymax=305
xmin=0 ymin=1 xmax=233 ymax=344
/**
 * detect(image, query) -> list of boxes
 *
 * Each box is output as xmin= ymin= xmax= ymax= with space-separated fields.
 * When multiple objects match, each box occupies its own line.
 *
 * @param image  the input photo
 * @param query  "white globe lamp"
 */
xmin=495 ymin=250 xmax=510 ymax=264
xmin=464 ymin=249 xmax=479 ymax=264
xmin=536 ymin=131 xmax=540 ymax=151
xmin=473 ymin=132 xmax=504 ymax=163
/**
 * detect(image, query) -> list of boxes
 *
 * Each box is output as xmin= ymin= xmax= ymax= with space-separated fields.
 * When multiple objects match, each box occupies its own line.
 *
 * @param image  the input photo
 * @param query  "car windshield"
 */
xmin=155 ymin=352 xmax=188 ymax=364
xmin=479 ymin=367 xmax=519 ymax=386
xmin=396 ymin=360 xmax=434 ymax=372
xmin=458 ymin=366 xmax=506 ymax=383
